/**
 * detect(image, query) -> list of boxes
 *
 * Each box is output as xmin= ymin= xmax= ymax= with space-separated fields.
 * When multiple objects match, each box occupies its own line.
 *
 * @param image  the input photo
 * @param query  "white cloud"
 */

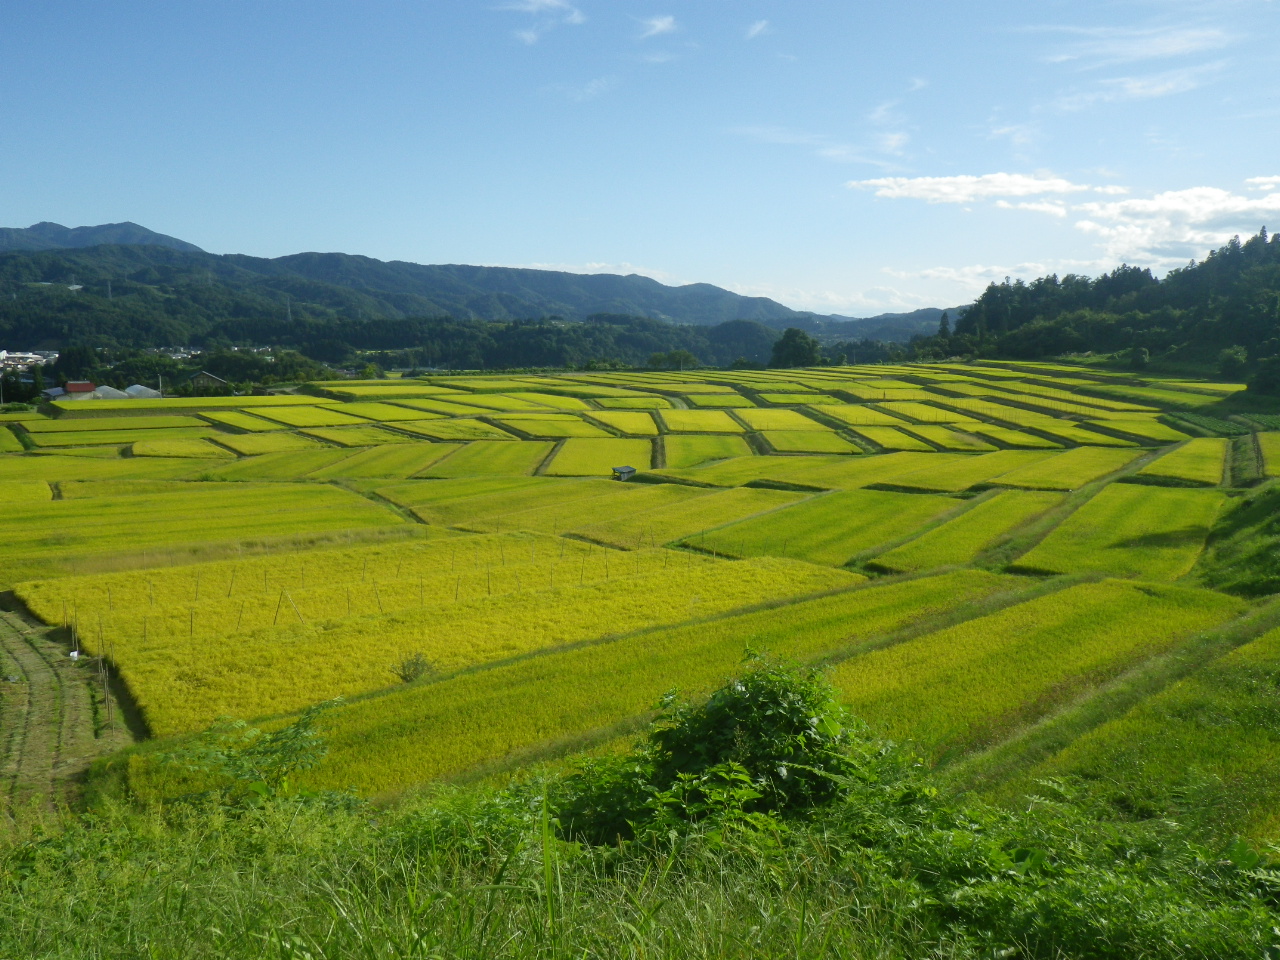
xmin=639 ymin=15 xmax=676 ymax=39
xmin=732 ymin=125 xmax=892 ymax=168
xmin=848 ymin=172 xmax=1126 ymax=204
xmin=502 ymin=0 xmax=584 ymax=44
xmin=745 ymin=20 xmax=770 ymax=40
xmin=996 ymin=200 xmax=1069 ymax=217
xmin=1055 ymin=61 xmax=1224 ymax=110
xmin=1246 ymin=176 xmax=1280 ymax=190
xmin=1042 ymin=25 xmax=1233 ymax=67
xmin=1074 ymin=184 xmax=1280 ymax=265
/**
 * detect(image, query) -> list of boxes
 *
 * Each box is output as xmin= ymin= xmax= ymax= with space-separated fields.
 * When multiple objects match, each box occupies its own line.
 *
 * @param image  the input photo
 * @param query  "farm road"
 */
xmin=0 ymin=608 xmax=132 ymax=813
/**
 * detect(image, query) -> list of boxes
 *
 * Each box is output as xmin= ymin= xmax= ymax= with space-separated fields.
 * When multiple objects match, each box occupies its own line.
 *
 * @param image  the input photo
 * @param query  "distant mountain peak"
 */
xmin=0 ymin=221 xmax=203 ymax=254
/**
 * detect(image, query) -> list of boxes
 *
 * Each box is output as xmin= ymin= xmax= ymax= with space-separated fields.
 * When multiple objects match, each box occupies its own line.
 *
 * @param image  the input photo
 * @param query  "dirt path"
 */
xmin=0 ymin=607 xmax=135 ymax=813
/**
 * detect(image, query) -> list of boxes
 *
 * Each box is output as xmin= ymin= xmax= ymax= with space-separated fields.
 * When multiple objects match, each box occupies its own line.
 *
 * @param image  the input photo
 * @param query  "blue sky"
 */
xmin=4 ymin=1 xmax=1279 ymax=315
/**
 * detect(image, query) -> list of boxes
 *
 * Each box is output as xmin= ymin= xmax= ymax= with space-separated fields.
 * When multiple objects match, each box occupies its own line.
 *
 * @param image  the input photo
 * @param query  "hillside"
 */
xmin=3 ymin=359 xmax=1280 ymax=958
xmin=0 ymin=221 xmax=202 ymax=254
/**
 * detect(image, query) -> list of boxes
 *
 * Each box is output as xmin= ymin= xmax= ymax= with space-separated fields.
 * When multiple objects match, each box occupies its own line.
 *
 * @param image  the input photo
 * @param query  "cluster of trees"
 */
xmin=903 ymin=229 xmax=1280 ymax=391
xmin=44 ymin=345 xmax=333 ymax=396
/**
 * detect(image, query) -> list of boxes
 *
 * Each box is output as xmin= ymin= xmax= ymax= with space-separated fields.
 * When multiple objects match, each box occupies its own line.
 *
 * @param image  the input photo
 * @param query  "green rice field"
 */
xmin=544 ymin=437 xmax=654 ymax=475
xmin=1012 ymin=483 xmax=1226 ymax=579
xmin=1135 ymin=438 xmax=1229 ymax=486
xmin=663 ymin=434 xmax=753 ymax=468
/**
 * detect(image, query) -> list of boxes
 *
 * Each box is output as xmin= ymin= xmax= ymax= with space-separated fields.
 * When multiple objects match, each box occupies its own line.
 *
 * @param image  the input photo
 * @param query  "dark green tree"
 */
xmin=1219 ymin=345 xmax=1249 ymax=379
xmin=769 ymin=328 xmax=821 ymax=368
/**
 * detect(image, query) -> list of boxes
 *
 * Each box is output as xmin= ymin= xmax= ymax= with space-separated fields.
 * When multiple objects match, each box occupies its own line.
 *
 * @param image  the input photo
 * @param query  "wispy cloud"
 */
xmin=1040 ymin=24 xmax=1234 ymax=68
xmin=848 ymin=172 xmax=1126 ymax=204
xmin=502 ymin=0 xmax=584 ymax=45
xmin=732 ymin=125 xmax=892 ymax=169
xmin=996 ymin=200 xmax=1069 ymax=217
xmin=639 ymin=15 xmax=676 ymax=39
xmin=745 ymin=20 xmax=770 ymax=40
xmin=552 ymin=75 xmax=618 ymax=102
xmin=1055 ymin=61 xmax=1226 ymax=110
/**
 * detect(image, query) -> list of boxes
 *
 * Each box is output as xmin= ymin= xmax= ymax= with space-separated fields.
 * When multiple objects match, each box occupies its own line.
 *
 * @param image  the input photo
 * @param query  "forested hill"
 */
xmin=948 ymin=229 xmax=1280 ymax=368
xmin=0 ymin=241 xmax=818 ymax=351
xmin=0 ymin=221 xmax=202 ymax=254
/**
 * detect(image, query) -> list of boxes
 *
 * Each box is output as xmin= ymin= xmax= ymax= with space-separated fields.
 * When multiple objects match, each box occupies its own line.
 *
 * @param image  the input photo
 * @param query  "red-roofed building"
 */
xmin=61 ymin=381 xmax=97 ymax=400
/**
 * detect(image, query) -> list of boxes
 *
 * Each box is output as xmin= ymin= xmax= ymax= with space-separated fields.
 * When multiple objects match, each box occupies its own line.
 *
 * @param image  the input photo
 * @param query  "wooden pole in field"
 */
xmin=346 ymin=587 xmax=352 ymax=616
xmin=274 ymin=589 xmax=285 ymax=625
xmin=373 ymin=581 xmax=384 ymax=613
xmin=286 ymin=591 xmax=306 ymax=624
xmin=228 ymin=567 xmax=236 ymax=597
xmin=236 ymin=601 xmax=246 ymax=631
xmin=148 ymin=581 xmax=154 ymax=607
xmin=455 ymin=576 xmax=461 ymax=601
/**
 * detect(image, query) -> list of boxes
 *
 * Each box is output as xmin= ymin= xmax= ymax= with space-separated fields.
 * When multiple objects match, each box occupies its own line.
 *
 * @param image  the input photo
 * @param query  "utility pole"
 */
xmin=158 ymin=374 xmax=163 ymax=397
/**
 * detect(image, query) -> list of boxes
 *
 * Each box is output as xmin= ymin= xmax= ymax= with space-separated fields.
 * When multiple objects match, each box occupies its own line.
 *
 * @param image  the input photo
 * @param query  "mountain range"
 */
xmin=0 ymin=222 xmax=950 ymax=343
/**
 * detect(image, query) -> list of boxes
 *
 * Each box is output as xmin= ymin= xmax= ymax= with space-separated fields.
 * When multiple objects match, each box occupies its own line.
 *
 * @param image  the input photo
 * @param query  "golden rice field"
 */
xmin=4 ymin=360 xmax=1275 ymax=810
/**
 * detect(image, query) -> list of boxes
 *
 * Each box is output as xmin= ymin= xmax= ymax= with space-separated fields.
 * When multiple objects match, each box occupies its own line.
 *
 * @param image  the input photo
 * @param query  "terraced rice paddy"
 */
xmin=684 ymin=488 xmax=961 ymax=566
xmin=831 ymin=580 xmax=1244 ymax=758
xmin=1260 ymin=432 xmax=1280 ymax=477
xmin=987 ymin=445 xmax=1143 ymax=489
xmin=871 ymin=491 xmax=1063 ymax=572
xmin=658 ymin=409 xmax=746 ymax=433
xmin=8 ymin=360 xmax=1272 ymax=818
xmin=1013 ymin=483 xmax=1226 ymax=579
xmin=847 ymin=426 xmax=935 ymax=451
xmin=1135 ymin=438 xmax=1228 ymax=486
xmin=762 ymin=431 xmax=859 ymax=454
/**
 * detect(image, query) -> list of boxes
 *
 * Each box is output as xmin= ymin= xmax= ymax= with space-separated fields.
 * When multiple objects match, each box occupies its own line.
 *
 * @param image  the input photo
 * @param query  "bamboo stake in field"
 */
xmin=274 ymin=589 xmax=286 ymax=625
xmin=455 ymin=576 xmax=461 ymax=601
xmin=189 ymin=608 xmax=195 ymax=639
xmin=486 ymin=566 xmax=492 ymax=596
xmin=148 ymin=581 xmax=154 ymax=607
xmin=142 ymin=615 xmax=147 ymax=642
xmin=227 ymin=567 xmax=236 ymax=597
xmin=373 ymin=581 xmax=384 ymax=613
xmin=346 ymin=587 xmax=352 ymax=616
xmin=285 ymin=591 xmax=306 ymax=624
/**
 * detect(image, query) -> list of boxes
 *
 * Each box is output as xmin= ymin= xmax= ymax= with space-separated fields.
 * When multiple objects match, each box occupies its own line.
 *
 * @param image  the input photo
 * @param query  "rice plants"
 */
xmin=900 ymin=426 xmax=997 ymax=452
xmin=248 ymin=406 xmax=370 ymax=428
xmin=385 ymin=398 xmax=493 ymax=416
xmin=658 ymin=410 xmax=747 ymax=433
xmin=684 ymin=488 xmax=961 ymax=566
xmin=301 ymin=425 xmax=417 ymax=446
xmin=316 ymin=384 xmax=462 ymax=399
xmin=417 ymin=441 xmax=553 ymax=478
xmin=21 ymin=415 xmax=209 ymax=432
xmin=445 ymin=394 xmax=560 ymax=412
xmin=877 ymin=450 xmax=1060 ymax=493
xmin=686 ymin=393 xmax=755 ymax=408
xmin=830 ymin=580 xmax=1245 ymax=759
xmin=494 ymin=417 xmax=612 ymax=439
xmin=987 ymin=445 xmax=1142 ymax=489
xmin=544 ymin=438 xmax=654 ymax=475
xmin=846 ymin=426 xmax=935 ymax=451
xmin=1083 ymin=384 xmax=1225 ymax=408
xmin=1012 ymin=484 xmax=1226 ymax=580
xmin=199 ymin=449 xmax=360 ymax=480
xmin=306 ymin=443 xmax=465 ymax=480
xmin=1260 ymin=432 xmax=1280 ymax=478
xmin=297 ymin=570 xmax=1016 ymax=793
xmin=26 ymin=544 xmax=858 ymax=735
xmin=1027 ymin=626 xmax=1280 ymax=840
xmin=0 ymin=427 xmax=23 ymax=452
xmin=394 ymin=419 xmax=519 ymax=441
xmin=733 ymin=408 xmax=830 ymax=431
xmin=0 ymin=454 xmax=201 ymax=482
xmin=51 ymin=396 xmax=337 ymax=413
xmin=1086 ymin=419 xmax=1191 ymax=443
xmin=0 ymin=482 xmax=404 ymax=587
xmin=756 ymin=393 xmax=843 ymax=405
xmin=659 ymin=451 xmax=960 ymax=489
xmin=27 ymin=427 xmax=219 ymax=447
xmin=871 ymin=491 xmax=1064 ymax=572
xmin=593 ymin=396 xmax=673 ymax=409
xmin=198 ymin=411 xmax=288 ymax=431
xmin=874 ymin=402 xmax=976 ymax=424
xmin=762 ymin=431 xmax=859 ymax=454
xmin=968 ymin=425 xmax=1062 ymax=449
xmin=215 ymin=432 xmax=325 ymax=456
xmin=1135 ymin=438 xmax=1228 ymax=486
xmin=569 ymin=487 xmax=807 ymax=549
xmin=0 ymin=480 xmax=52 ymax=502
xmin=820 ymin=405 xmax=913 ymax=426
xmin=662 ymin=435 xmax=753 ymax=468
xmin=454 ymin=483 xmax=710 ymax=535
xmin=1030 ymin=423 xmax=1138 ymax=447
xmin=585 ymin=411 xmax=659 ymax=435
xmin=334 ymin=402 xmax=446 ymax=422
xmin=505 ymin=392 xmax=591 ymax=410
xmin=132 ymin=438 xmax=236 ymax=459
